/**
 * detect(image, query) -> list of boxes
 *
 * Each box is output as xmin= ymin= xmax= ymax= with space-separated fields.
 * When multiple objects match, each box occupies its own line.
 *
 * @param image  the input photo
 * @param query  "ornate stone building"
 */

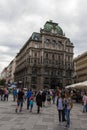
xmin=14 ymin=20 xmax=74 ymax=89
xmin=6 ymin=58 xmax=16 ymax=84
xmin=74 ymin=52 xmax=87 ymax=83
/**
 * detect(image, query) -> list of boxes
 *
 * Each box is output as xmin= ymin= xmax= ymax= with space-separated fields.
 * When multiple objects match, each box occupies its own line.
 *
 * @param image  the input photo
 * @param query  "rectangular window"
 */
xmin=44 ymin=70 xmax=49 ymax=75
xmin=35 ymin=44 xmax=38 ymax=48
xmin=34 ymin=52 xmax=37 ymax=57
xmin=34 ymin=59 xmax=37 ymax=64
xmin=45 ymin=53 xmax=48 ymax=58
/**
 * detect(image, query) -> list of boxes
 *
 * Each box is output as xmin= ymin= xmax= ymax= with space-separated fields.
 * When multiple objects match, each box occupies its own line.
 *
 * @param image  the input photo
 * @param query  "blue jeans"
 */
xmin=83 ymin=104 xmax=87 ymax=112
xmin=83 ymin=105 xmax=86 ymax=112
xmin=52 ymin=97 xmax=55 ymax=104
xmin=65 ymin=109 xmax=70 ymax=127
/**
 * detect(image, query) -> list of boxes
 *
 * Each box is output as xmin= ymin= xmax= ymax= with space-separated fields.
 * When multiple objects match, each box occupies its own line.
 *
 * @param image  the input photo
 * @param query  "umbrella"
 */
xmin=65 ymin=83 xmax=80 ymax=89
xmin=8 ymin=84 xmax=17 ymax=89
xmin=66 ymin=81 xmax=87 ymax=89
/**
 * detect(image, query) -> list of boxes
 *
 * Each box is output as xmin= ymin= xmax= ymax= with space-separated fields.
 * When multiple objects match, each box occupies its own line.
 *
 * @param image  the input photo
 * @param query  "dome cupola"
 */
xmin=43 ymin=20 xmax=63 ymax=36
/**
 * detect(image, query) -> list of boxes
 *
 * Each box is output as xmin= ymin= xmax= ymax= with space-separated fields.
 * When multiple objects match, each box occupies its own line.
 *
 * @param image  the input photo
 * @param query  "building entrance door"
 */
xmin=50 ymin=79 xmax=56 ymax=89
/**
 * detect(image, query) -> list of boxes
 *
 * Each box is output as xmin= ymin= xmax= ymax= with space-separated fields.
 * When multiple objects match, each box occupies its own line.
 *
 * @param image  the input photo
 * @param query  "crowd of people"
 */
xmin=14 ymin=88 xmax=56 ymax=114
xmin=0 ymin=86 xmax=87 ymax=128
xmin=12 ymin=87 xmax=87 ymax=128
xmin=13 ymin=87 xmax=74 ymax=128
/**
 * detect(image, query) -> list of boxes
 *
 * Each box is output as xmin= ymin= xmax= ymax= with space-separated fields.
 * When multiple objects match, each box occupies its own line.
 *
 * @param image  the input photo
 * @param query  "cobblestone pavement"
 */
xmin=0 ymin=95 xmax=87 ymax=130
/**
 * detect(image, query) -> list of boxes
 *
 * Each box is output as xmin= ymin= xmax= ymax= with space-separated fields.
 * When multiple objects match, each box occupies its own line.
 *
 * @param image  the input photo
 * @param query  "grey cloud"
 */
xmin=0 ymin=0 xmax=52 ymax=23
xmin=0 ymin=0 xmax=87 ymax=72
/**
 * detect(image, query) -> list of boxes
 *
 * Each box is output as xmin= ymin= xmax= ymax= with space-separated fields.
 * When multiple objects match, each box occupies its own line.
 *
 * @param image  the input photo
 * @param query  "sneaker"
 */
xmin=19 ymin=109 xmax=22 ymax=112
xmin=64 ymin=124 xmax=70 ymax=128
xmin=15 ymin=108 xmax=17 ymax=113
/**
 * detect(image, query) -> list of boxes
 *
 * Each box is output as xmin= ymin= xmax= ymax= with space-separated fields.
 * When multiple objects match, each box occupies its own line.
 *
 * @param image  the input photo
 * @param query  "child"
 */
xmin=29 ymin=96 xmax=34 ymax=112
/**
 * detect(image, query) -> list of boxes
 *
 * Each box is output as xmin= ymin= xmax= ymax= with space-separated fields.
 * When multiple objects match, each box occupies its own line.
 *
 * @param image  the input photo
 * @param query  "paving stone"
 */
xmin=33 ymin=125 xmax=48 ymax=129
xmin=0 ymin=124 xmax=4 ymax=127
xmin=0 ymin=95 xmax=87 ymax=130
xmin=75 ymin=128 xmax=87 ymax=130
xmin=11 ymin=128 xmax=26 ymax=130
xmin=0 ymin=117 xmax=13 ymax=121
xmin=42 ymin=118 xmax=54 ymax=122
xmin=1 ymin=112 xmax=15 ymax=114
xmin=15 ymin=123 xmax=25 ymax=126
xmin=53 ymin=126 xmax=65 ymax=130
xmin=43 ymin=113 xmax=55 ymax=117
xmin=80 ymin=120 xmax=87 ymax=123
xmin=0 ymin=107 xmax=8 ymax=109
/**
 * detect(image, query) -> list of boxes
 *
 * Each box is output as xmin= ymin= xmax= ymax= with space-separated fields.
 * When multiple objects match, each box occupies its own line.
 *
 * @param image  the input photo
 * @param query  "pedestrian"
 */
xmin=82 ymin=92 xmax=87 ymax=112
xmin=47 ymin=91 xmax=51 ymax=105
xmin=56 ymin=93 xmax=63 ymax=125
xmin=3 ymin=88 xmax=7 ymax=101
xmin=29 ymin=95 xmax=34 ymax=112
xmin=5 ymin=88 xmax=9 ymax=101
xmin=26 ymin=89 xmax=33 ymax=110
xmin=42 ymin=90 xmax=46 ymax=107
xmin=13 ymin=88 xmax=17 ymax=101
xmin=0 ymin=88 xmax=4 ymax=101
xmin=36 ymin=91 xmax=42 ymax=114
xmin=64 ymin=92 xmax=73 ymax=128
xmin=15 ymin=88 xmax=24 ymax=113
xmin=61 ymin=90 xmax=66 ymax=122
xmin=52 ymin=90 xmax=56 ymax=104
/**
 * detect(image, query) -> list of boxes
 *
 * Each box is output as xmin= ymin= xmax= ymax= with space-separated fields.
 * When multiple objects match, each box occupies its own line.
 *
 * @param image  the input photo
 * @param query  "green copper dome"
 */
xmin=44 ymin=23 xmax=53 ymax=32
xmin=55 ymin=25 xmax=63 ymax=36
xmin=43 ymin=21 xmax=63 ymax=36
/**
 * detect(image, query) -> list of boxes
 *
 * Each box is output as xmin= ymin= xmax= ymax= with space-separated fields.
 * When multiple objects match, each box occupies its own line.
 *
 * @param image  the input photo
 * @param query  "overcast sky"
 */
xmin=0 ymin=0 xmax=87 ymax=73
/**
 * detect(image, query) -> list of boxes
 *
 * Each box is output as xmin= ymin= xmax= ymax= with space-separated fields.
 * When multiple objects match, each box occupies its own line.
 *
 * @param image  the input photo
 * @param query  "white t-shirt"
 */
xmin=57 ymin=98 xmax=63 ymax=110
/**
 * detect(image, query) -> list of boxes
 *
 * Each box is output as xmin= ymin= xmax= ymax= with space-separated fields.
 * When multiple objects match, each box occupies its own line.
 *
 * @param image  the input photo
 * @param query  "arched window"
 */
xmin=58 ymin=55 xmax=60 ymax=62
xmin=52 ymin=40 xmax=56 ymax=48
xmin=52 ymin=54 xmax=54 ymax=59
xmin=58 ymin=41 xmax=62 ymax=49
xmin=45 ymin=39 xmax=50 ymax=48
xmin=32 ymin=68 xmax=37 ymax=74
xmin=68 ymin=56 xmax=70 ymax=62
xmin=46 ymin=53 xmax=48 ymax=58
xmin=34 ymin=52 xmax=37 ymax=57
xmin=44 ymin=69 xmax=49 ymax=75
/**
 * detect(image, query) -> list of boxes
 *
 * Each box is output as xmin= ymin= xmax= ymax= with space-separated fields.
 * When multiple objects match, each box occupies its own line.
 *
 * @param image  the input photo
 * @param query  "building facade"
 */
xmin=74 ymin=52 xmax=87 ymax=83
xmin=14 ymin=20 xmax=74 ymax=89
xmin=6 ymin=58 xmax=16 ymax=84
xmin=1 ymin=67 xmax=8 ymax=81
